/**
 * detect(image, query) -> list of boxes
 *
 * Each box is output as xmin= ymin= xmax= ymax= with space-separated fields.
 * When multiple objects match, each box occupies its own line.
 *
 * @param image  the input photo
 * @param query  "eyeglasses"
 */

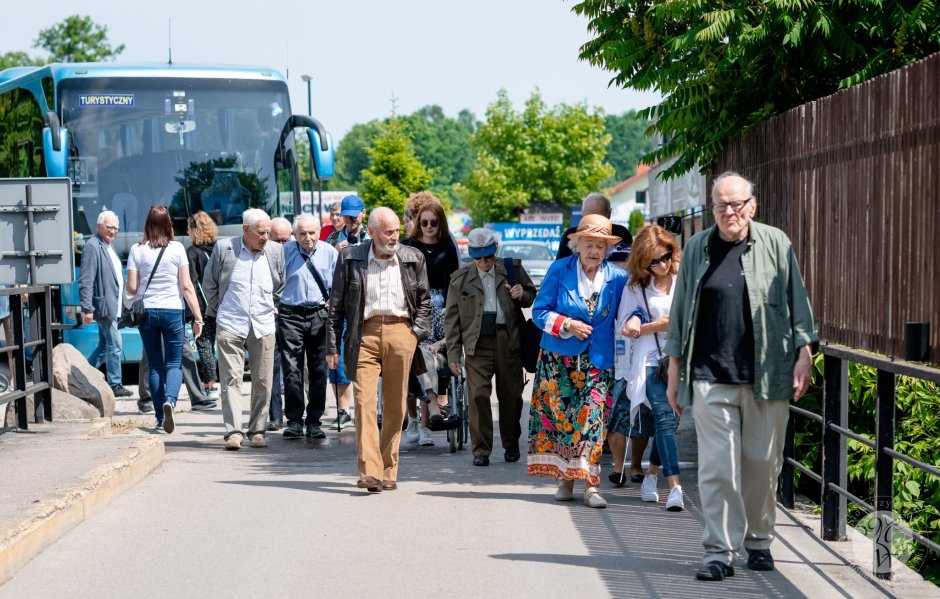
xmin=103 ymin=225 xmax=119 ymax=232
xmin=712 ymin=197 xmax=753 ymax=213
xmin=420 ymin=219 xmax=438 ymax=228
xmin=649 ymin=251 xmax=673 ymax=267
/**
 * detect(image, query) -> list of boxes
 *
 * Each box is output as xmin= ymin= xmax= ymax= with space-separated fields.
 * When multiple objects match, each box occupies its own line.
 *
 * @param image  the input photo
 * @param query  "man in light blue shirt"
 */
xmin=279 ymin=214 xmax=339 ymax=439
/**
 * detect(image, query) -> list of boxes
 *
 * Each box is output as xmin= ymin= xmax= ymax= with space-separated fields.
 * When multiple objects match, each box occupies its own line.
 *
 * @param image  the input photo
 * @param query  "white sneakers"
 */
xmin=640 ymin=474 xmax=659 ymax=502
xmin=583 ymin=486 xmax=607 ymax=508
xmin=665 ymin=485 xmax=685 ymax=511
xmin=555 ymin=479 xmax=574 ymax=501
xmin=404 ymin=417 xmax=420 ymax=443
xmin=418 ymin=426 xmax=435 ymax=446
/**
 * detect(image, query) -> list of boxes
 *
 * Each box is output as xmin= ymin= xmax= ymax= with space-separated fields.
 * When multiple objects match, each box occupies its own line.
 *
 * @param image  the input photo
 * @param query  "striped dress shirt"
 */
xmin=363 ymin=246 xmax=408 ymax=319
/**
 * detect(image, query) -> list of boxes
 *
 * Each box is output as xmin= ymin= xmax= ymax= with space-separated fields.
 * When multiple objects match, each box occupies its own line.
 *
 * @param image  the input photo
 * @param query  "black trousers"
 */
xmin=277 ymin=306 xmax=328 ymax=427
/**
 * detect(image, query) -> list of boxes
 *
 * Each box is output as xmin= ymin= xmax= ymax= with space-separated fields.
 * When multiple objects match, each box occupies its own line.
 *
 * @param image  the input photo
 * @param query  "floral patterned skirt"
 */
xmin=527 ymin=349 xmax=612 ymax=487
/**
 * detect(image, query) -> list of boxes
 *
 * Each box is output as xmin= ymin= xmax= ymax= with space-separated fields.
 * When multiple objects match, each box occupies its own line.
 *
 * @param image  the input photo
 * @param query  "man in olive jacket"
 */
xmin=664 ymin=172 xmax=817 ymax=582
xmin=327 ymin=207 xmax=431 ymax=493
xmin=445 ymin=228 xmax=536 ymax=466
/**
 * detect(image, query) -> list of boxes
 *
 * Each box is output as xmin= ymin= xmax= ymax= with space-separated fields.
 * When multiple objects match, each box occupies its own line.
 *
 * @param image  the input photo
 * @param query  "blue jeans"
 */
xmin=89 ymin=317 xmax=122 ymax=387
xmin=647 ymin=365 xmax=680 ymax=477
xmin=139 ymin=309 xmax=184 ymax=422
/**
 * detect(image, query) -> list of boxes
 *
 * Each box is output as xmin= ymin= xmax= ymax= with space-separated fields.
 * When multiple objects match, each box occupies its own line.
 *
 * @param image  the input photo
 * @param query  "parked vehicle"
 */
xmin=495 ymin=240 xmax=554 ymax=287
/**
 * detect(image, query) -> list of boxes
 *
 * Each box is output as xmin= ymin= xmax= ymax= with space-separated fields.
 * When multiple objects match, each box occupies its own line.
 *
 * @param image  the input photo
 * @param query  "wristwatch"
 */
xmin=562 ymin=318 xmax=571 ymax=333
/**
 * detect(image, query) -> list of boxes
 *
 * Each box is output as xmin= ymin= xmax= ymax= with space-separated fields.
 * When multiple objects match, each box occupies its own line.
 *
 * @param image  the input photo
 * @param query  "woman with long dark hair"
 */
xmin=126 ymin=205 xmax=203 ymax=432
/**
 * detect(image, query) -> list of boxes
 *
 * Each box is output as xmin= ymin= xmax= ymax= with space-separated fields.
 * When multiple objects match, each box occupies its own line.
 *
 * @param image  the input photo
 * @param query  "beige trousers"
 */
xmin=353 ymin=319 xmax=417 ymax=482
xmin=692 ymin=380 xmax=790 ymax=565
xmin=217 ymin=327 xmax=275 ymax=438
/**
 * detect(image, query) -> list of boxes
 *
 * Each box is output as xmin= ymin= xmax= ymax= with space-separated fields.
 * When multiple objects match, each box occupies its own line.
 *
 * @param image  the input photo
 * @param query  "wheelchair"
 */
xmin=439 ymin=370 xmax=469 ymax=453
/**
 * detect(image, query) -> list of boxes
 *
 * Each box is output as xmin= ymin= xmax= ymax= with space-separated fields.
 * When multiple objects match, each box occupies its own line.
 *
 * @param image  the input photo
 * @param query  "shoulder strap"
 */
xmin=641 ymin=285 xmax=663 ymax=359
xmin=140 ymin=245 xmax=167 ymax=299
xmin=503 ymin=257 xmax=516 ymax=286
xmin=304 ymin=246 xmax=330 ymax=302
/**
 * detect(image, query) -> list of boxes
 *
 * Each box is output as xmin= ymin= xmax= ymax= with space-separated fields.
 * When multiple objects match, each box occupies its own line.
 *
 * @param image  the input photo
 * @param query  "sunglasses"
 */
xmin=420 ymin=219 xmax=438 ymax=227
xmin=649 ymin=251 xmax=673 ymax=267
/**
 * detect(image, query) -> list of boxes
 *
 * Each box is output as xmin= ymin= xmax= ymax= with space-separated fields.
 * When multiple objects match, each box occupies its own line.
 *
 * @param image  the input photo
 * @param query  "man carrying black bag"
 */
xmin=445 ymin=228 xmax=536 ymax=466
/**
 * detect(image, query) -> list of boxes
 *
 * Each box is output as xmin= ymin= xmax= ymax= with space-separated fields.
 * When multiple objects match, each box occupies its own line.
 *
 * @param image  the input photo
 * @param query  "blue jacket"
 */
xmin=532 ymin=256 xmax=627 ymax=369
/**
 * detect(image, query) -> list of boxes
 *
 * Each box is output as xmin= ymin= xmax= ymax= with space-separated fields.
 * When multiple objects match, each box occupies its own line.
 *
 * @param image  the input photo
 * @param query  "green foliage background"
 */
xmin=359 ymin=118 xmax=433 ymax=216
xmin=795 ymin=356 xmax=940 ymax=583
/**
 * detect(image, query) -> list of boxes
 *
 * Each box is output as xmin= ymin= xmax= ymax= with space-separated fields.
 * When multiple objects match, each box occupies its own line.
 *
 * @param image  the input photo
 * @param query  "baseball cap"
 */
xmin=340 ymin=194 xmax=365 ymax=217
xmin=467 ymin=228 xmax=498 ymax=258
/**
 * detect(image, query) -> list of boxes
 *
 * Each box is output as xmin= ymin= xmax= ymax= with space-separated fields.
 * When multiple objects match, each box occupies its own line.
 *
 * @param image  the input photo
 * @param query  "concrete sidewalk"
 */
xmin=0 ymin=380 xmax=935 ymax=598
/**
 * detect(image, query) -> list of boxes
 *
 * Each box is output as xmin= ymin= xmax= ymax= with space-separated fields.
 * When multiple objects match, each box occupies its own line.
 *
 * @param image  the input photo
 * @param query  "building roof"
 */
xmin=613 ymin=164 xmax=652 ymax=194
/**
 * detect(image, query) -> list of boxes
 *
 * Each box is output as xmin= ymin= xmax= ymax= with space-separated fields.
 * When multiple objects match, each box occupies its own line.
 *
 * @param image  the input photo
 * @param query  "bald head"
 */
xmin=582 ymin=193 xmax=611 ymax=218
xmin=270 ymin=217 xmax=292 ymax=243
xmin=368 ymin=207 xmax=401 ymax=258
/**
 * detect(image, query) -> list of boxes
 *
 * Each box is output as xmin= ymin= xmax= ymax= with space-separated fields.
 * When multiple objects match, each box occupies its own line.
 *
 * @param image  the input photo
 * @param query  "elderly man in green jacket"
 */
xmin=664 ymin=172 xmax=817 ymax=582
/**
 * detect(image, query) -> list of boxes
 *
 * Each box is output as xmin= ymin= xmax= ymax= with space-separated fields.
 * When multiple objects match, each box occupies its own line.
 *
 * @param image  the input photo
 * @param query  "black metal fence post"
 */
xmin=10 ymin=293 xmax=27 ymax=429
xmin=822 ymin=355 xmax=847 ymax=540
xmin=874 ymin=368 xmax=896 ymax=579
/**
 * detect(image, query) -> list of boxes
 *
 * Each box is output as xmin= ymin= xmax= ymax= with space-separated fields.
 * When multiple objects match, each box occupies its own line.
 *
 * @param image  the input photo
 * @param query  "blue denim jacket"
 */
xmin=532 ymin=256 xmax=627 ymax=369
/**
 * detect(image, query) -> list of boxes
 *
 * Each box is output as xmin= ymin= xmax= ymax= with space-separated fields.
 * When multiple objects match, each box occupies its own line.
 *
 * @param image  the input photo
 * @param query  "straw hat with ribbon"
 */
xmin=567 ymin=214 xmax=622 ymax=243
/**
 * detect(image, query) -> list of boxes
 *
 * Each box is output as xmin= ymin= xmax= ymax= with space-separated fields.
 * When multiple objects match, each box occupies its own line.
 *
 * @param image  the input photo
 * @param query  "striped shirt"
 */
xmin=363 ymin=246 xmax=408 ymax=319
xmin=477 ymin=266 xmax=505 ymax=324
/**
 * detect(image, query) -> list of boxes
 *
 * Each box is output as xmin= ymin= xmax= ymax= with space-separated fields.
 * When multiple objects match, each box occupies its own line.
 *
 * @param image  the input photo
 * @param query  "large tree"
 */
xmin=359 ymin=118 xmax=434 ymax=216
xmin=574 ymin=1 xmax=940 ymax=179
xmin=465 ymin=90 xmax=612 ymax=224
xmin=602 ymin=110 xmax=654 ymax=186
xmin=0 ymin=51 xmax=44 ymax=70
xmin=33 ymin=15 xmax=125 ymax=63
xmin=401 ymin=105 xmax=478 ymax=193
xmin=332 ymin=119 xmax=383 ymax=189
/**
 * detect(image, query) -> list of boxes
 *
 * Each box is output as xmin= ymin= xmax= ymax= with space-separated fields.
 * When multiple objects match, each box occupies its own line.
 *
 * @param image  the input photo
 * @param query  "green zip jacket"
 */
xmin=663 ymin=221 xmax=818 ymax=407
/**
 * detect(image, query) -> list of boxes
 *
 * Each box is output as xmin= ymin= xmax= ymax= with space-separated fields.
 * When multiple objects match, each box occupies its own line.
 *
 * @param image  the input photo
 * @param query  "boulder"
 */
xmin=51 ymin=343 xmax=115 ymax=417
xmin=4 ymin=388 xmax=101 ymax=426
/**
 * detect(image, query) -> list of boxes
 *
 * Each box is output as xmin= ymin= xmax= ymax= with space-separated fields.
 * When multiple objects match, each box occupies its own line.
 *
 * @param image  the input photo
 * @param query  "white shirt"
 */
xmin=477 ymin=266 xmax=505 ymax=324
xmin=126 ymin=241 xmax=188 ymax=310
xmin=216 ymin=244 xmax=276 ymax=339
xmin=106 ymin=243 xmax=123 ymax=317
xmin=363 ymin=246 xmax=408 ymax=319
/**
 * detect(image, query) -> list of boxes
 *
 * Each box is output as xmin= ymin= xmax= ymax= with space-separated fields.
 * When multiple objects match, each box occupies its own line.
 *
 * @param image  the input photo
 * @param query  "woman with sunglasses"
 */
xmin=401 ymin=194 xmax=460 ymax=445
xmin=616 ymin=224 xmax=685 ymax=511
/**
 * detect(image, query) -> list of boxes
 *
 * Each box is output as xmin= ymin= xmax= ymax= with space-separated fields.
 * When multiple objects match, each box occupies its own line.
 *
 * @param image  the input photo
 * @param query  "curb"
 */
xmin=0 ymin=434 xmax=164 ymax=585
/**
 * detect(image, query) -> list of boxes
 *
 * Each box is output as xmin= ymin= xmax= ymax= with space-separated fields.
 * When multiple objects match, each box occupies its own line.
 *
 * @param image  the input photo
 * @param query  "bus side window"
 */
xmin=0 ymin=88 xmax=47 ymax=178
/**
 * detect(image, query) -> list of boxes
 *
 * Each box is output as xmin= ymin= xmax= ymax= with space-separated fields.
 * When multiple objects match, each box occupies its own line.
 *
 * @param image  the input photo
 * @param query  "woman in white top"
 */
xmin=126 ymin=205 xmax=203 ymax=433
xmin=616 ymin=225 xmax=684 ymax=511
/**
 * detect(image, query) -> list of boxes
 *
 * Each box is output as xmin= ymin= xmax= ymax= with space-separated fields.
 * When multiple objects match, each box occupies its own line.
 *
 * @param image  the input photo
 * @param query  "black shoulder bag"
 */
xmin=641 ymin=285 xmax=669 ymax=383
xmin=504 ymin=257 xmax=541 ymax=373
xmin=118 ymin=246 xmax=166 ymax=329
xmin=303 ymin=247 xmax=331 ymax=305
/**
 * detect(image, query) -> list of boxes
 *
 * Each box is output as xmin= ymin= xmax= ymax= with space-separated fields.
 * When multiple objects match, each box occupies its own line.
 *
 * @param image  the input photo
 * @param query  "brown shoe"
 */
xmin=356 ymin=476 xmax=382 ymax=493
xmin=381 ymin=480 xmax=398 ymax=491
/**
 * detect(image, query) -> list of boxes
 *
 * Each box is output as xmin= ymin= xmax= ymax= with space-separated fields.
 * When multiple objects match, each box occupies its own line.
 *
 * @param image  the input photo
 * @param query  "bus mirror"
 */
xmin=45 ymin=112 xmax=61 ymax=151
xmin=43 ymin=125 xmax=69 ymax=178
xmin=307 ymin=127 xmax=335 ymax=180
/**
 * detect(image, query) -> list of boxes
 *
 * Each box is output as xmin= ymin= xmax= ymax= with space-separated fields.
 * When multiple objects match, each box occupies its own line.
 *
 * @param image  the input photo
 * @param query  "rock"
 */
xmin=3 ymin=388 xmax=101 ymax=425
xmin=51 ymin=343 xmax=115 ymax=417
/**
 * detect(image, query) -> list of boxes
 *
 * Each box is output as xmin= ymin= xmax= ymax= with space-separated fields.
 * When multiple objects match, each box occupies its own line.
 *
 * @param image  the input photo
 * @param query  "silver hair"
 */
xmin=97 ymin=210 xmax=118 ymax=225
xmin=329 ymin=201 xmax=342 ymax=212
xmin=711 ymin=171 xmax=754 ymax=201
xmin=582 ymin=193 xmax=611 ymax=218
xmin=292 ymin=213 xmax=319 ymax=232
xmin=368 ymin=206 xmax=397 ymax=229
xmin=242 ymin=208 xmax=271 ymax=230
xmin=567 ymin=235 xmax=617 ymax=255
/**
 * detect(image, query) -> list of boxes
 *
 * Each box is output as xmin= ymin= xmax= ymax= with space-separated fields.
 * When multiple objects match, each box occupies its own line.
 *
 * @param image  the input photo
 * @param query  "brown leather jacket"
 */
xmin=444 ymin=258 xmax=536 ymax=364
xmin=327 ymin=241 xmax=431 ymax=382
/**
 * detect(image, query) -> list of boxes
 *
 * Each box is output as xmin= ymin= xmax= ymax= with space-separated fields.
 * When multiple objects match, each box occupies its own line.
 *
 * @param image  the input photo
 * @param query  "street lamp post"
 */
xmin=300 ymin=74 xmax=320 ymax=221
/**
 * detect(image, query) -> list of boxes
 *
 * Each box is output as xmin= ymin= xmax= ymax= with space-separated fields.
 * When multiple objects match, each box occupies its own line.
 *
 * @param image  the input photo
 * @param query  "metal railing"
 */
xmin=0 ymin=285 xmax=54 ymax=429
xmin=779 ymin=343 xmax=940 ymax=580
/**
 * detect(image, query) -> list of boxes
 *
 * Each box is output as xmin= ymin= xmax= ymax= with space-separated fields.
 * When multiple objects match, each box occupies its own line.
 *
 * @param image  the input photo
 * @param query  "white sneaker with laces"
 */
xmin=405 ymin=417 xmax=420 ymax=443
xmin=640 ymin=473 xmax=659 ymax=502
xmin=666 ymin=485 xmax=684 ymax=511
xmin=419 ymin=426 xmax=435 ymax=446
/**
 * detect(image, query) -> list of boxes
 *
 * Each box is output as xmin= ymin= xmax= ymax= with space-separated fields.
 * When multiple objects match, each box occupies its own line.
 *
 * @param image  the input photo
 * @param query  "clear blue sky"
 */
xmin=1 ymin=0 xmax=661 ymax=141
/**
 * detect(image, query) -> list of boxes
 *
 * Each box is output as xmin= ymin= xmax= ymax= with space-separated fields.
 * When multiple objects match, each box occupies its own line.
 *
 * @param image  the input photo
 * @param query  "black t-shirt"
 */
xmin=690 ymin=236 xmax=755 ymax=384
xmin=401 ymin=238 xmax=460 ymax=296
xmin=555 ymin=223 xmax=633 ymax=260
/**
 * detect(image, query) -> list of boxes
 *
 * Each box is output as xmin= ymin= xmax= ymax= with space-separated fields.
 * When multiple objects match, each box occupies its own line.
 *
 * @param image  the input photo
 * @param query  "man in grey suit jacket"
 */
xmin=203 ymin=208 xmax=285 ymax=451
xmin=79 ymin=210 xmax=133 ymax=398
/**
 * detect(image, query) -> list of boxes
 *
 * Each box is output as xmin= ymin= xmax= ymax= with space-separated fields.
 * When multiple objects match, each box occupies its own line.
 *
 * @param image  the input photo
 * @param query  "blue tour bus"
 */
xmin=0 ymin=62 xmax=334 ymax=362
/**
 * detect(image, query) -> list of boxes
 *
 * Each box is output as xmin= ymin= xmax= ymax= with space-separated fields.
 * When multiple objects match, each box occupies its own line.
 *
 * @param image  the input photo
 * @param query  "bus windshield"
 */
xmin=60 ymin=76 xmax=290 ymax=259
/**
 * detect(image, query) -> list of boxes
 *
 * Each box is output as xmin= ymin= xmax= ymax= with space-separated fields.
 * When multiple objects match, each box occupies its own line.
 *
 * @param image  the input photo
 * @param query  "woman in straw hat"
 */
xmin=527 ymin=214 xmax=627 ymax=508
